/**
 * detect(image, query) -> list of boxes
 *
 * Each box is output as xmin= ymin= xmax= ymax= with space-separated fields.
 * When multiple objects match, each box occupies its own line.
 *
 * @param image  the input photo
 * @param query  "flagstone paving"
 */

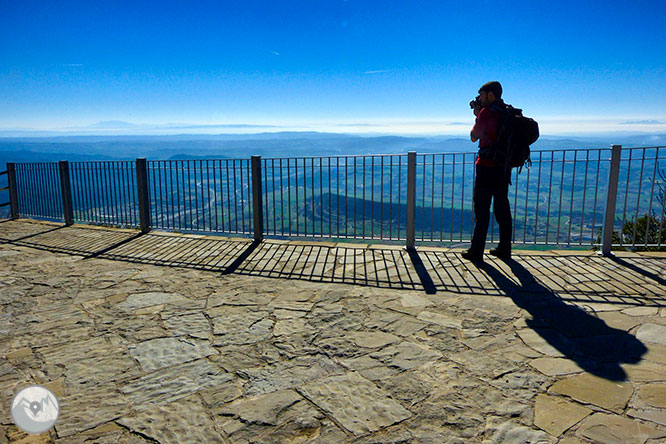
xmin=1 ymin=219 xmax=666 ymax=443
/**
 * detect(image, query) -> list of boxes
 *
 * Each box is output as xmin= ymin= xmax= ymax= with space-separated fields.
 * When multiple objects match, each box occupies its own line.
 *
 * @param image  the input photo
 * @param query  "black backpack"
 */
xmin=493 ymin=104 xmax=539 ymax=174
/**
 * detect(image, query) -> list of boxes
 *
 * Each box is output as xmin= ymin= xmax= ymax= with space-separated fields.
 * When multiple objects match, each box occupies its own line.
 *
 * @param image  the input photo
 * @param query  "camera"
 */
xmin=469 ymin=95 xmax=481 ymax=109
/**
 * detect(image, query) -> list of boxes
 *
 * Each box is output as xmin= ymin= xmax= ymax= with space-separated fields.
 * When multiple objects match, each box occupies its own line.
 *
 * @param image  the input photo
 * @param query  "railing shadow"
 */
xmin=478 ymin=259 xmax=647 ymax=381
xmin=1 ymin=221 xmax=665 ymax=308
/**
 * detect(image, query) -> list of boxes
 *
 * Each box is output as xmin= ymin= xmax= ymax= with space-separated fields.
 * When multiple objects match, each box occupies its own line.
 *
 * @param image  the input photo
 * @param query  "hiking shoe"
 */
xmin=489 ymin=248 xmax=511 ymax=259
xmin=461 ymin=250 xmax=484 ymax=262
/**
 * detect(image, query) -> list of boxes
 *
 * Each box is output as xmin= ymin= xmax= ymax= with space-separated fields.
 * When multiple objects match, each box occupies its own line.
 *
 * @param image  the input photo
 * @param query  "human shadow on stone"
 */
xmin=610 ymin=255 xmax=666 ymax=287
xmin=478 ymin=258 xmax=647 ymax=381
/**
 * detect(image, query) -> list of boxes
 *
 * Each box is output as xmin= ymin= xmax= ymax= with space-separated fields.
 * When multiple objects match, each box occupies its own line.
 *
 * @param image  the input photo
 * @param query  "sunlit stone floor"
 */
xmin=1 ymin=219 xmax=665 ymax=443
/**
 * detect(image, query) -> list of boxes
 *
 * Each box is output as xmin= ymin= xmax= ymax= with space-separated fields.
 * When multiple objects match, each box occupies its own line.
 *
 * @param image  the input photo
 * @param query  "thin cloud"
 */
xmin=271 ymin=51 xmax=280 ymax=56
xmin=62 ymin=63 xmax=83 ymax=67
xmin=620 ymin=119 xmax=666 ymax=125
xmin=364 ymin=69 xmax=392 ymax=75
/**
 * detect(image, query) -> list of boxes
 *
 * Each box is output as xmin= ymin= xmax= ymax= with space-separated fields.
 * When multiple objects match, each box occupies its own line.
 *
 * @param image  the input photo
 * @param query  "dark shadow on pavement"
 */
xmin=479 ymin=258 xmax=647 ymax=381
xmin=407 ymin=248 xmax=436 ymax=294
xmin=610 ymin=255 xmax=666 ymax=287
xmin=220 ymin=240 xmax=262 ymax=275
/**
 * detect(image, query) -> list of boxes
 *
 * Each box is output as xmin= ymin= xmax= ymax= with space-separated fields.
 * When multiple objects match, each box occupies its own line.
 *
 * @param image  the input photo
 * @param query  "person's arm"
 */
xmin=470 ymin=107 xmax=485 ymax=143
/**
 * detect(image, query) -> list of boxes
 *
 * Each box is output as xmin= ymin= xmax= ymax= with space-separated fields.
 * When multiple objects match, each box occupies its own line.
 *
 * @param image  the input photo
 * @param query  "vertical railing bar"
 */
xmin=461 ymin=154 xmax=465 ymax=241
xmin=214 ymin=159 xmax=221 ymax=232
xmin=362 ymin=156 xmax=366 ymax=239
xmin=231 ymin=160 xmax=238 ymax=233
xmin=271 ymin=159 xmax=276 ymax=234
xmin=39 ymin=163 xmax=48 ymax=218
xmin=545 ymin=151 xmax=554 ymax=244
xmin=100 ymin=161 xmax=109 ymax=224
xmin=59 ymin=161 xmax=73 ymax=225
xmin=389 ymin=156 xmax=393 ymax=240
xmin=620 ymin=150 xmax=632 ymax=247
xmin=645 ymin=148 xmax=658 ymax=248
xmin=287 ymin=159 xmax=291 ymax=236
xmin=107 ymin=161 xmax=116 ymax=224
xmin=167 ymin=161 xmax=174 ymax=230
xmin=380 ymin=156 xmax=384 ymax=239
xmin=42 ymin=163 xmax=51 ymax=218
xmin=122 ymin=161 xmax=130 ymax=226
xmin=371 ymin=156 xmax=374 ymax=238
xmin=632 ymin=148 xmax=646 ymax=247
xmin=557 ymin=151 xmax=566 ymax=244
xmin=147 ymin=162 xmax=155 ymax=228
xmin=155 ymin=161 xmax=162 ymax=228
xmin=319 ymin=157 xmax=323 ymax=236
xmin=451 ymin=154 xmax=455 ymax=242
xmin=602 ymin=145 xmax=622 ymax=255
xmin=580 ymin=150 xmax=590 ymax=245
xmin=421 ymin=155 xmax=425 ymax=241
xmin=354 ymin=156 xmax=357 ymax=237
xmin=109 ymin=161 xmax=119 ymax=226
xmin=567 ymin=151 xmax=577 ymax=245
xmin=524 ymin=155 xmax=531 ymax=243
xmin=512 ymin=160 xmax=520 ymax=241
xmin=397 ymin=156 xmax=401 ymax=239
xmin=658 ymin=147 xmax=666 ymax=246
xmin=591 ymin=150 xmax=601 ymax=245
xmin=176 ymin=161 xmax=182 ymax=230
xmin=534 ymin=152 xmax=542 ymax=244
xmin=295 ymin=158 xmax=299 ymax=236
xmin=91 ymin=162 xmax=99 ymax=224
xmin=336 ymin=157 xmax=340 ymax=238
xmin=36 ymin=163 xmax=45 ymax=217
xmin=205 ymin=160 xmax=211 ymax=231
xmin=111 ymin=161 xmax=120 ymax=226
xmin=251 ymin=155 xmax=263 ymax=240
xmin=312 ymin=157 xmax=316 ymax=237
xmin=430 ymin=154 xmax=435 ymax=241
xmin=440 ymin=154 xmax=445 ymax=241
xmin=406 ymin=151 xmax=416 ymax=249
xmin=196 ymin=160 xmax=203 ymax=230
xmin=278 ymin=159 xmax=283 ymax=235
xmin=327 ymin=157 xmax=331 ymax=237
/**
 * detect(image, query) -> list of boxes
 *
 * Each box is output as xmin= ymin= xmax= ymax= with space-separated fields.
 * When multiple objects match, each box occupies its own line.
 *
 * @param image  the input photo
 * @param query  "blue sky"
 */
xmin=1 ymin=0 xmax=665 ymax=135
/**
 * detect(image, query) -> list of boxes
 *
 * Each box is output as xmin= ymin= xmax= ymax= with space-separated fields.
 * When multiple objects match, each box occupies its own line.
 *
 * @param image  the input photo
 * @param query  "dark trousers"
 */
xmin=470 ymin=164 xmax=512 ymax=254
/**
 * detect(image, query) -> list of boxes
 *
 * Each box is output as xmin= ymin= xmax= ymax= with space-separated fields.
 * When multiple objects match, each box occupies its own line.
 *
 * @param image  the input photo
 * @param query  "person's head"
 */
xmin=478 ymin=81 xmax=502 ymax=106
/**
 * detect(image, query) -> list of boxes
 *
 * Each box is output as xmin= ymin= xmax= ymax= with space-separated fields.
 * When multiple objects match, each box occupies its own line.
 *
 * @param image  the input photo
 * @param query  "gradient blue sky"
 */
xmin=1 ymin=0 xmax=665 ymax=135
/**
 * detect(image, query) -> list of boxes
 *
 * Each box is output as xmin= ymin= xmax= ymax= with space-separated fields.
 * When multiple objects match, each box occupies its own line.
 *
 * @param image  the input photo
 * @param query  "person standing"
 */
xmin=462 ymin=81 xmax=512 ymax=261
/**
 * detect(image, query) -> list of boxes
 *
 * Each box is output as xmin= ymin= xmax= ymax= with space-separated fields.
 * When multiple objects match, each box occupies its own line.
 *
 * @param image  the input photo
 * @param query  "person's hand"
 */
xmin=472 ymin=104 xmax=481 ymax=117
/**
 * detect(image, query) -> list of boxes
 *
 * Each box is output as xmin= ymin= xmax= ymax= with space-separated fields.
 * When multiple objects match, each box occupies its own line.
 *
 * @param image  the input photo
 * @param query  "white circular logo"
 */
xmin=11 ymin=385 xmax=59 ymax=434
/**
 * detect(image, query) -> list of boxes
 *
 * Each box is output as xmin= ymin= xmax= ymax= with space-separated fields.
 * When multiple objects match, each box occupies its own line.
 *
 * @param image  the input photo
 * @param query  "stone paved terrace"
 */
xmin=1 ymin=219 xmax=665 ymax=444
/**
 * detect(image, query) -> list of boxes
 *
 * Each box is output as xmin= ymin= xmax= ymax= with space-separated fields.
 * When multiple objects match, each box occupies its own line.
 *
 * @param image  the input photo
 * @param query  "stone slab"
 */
xmin=120 ymin=359 xmax=233 ymax=410
xmin=298 ymin=371 xmax=411 ymax=435
xmin=534 ymin=394 xmax=592 ymax=436
xmin=128 ymin=337 xmax=216 ymax=372
xmin=118 ymin=394 xmax=224 ymax=444
xmin=577 ymin=412 xmax=665 ymax=444
xmin=548 ymin=373 xmax=633 ymax=413
xmin=636 ymin=323 xmax=666 ymax=345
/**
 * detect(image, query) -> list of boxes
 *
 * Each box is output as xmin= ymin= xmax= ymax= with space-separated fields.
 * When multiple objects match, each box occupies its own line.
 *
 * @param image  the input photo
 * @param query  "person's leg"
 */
xmin=469 ymin=165 xmax=492 ymax=255
xmin=492 ymin=170 xmax=512 ymax=253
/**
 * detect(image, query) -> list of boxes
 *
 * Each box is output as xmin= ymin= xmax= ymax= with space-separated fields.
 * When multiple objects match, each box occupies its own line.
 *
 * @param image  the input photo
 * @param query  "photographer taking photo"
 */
xmin=462 ymin=81 xmax=512 ymax=262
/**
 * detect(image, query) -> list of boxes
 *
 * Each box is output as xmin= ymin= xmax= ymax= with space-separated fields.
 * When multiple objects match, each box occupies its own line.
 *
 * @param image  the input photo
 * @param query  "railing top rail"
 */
xmin=0 ymin=170 xmax=6 ymax=175
xmin=147 ymin=158 xmax=251 ymax=162
xmin=262 ymin=153 xmax=410 ymax=160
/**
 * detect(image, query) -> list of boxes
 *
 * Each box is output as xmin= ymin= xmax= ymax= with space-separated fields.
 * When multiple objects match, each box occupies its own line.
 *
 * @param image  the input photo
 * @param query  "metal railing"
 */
xmin=4 ymin=145 xmax=666 ymax=252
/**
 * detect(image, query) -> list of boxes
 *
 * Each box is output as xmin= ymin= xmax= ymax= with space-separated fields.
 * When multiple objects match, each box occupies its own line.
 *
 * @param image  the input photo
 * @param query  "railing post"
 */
xmin=136 ymin=158 xmax=151 ymax=233
xmin=59 ymin=161 xmax=74 ymax=225
xmin=251 ymin=155 xmax=264 ymax=241
xmin=406 ymin=151 xmax=416 ymax=250
xmin=601 ymin=144 xmax=622 ymax=256
xmin=7 ymin=163 xmax=19 ymax=220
